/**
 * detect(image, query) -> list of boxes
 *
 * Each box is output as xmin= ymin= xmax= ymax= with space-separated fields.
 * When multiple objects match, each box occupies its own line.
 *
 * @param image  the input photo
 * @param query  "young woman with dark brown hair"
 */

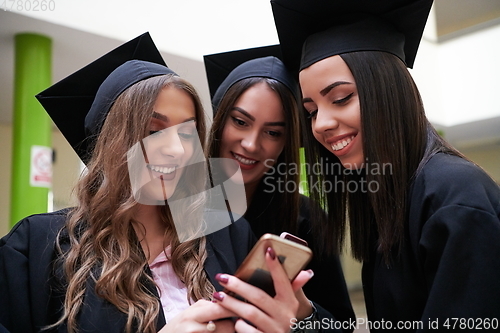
xmin=205 ymin=51 xmax=355 ymax=331
xmin=273 ymin=0 xmax=500 ymax=331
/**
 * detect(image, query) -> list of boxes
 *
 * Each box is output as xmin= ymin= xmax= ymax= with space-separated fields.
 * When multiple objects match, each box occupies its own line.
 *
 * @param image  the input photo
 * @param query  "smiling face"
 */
xmin=300 ymin=55 xmax=364 ymax=169
xmin=219 ymin=81 xmax=286 ymax=194
xmin=128 ymin=85 xmax=198 ymax=203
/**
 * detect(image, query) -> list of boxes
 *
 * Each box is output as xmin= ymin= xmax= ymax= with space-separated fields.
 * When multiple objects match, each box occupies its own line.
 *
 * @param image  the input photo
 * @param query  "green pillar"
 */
xmin=10 ymin=33 xmax=52 ymax=228
xmin=299 ymin=147 xmax=309 ymax=196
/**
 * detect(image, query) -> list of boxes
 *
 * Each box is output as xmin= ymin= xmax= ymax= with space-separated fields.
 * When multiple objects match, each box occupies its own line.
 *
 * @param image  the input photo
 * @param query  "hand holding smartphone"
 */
xmin=227 ymin=233 xmax=313 ymax=297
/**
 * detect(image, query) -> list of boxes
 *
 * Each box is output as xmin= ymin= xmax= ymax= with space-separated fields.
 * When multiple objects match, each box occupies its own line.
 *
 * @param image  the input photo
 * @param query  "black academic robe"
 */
xmin=0 ymin=209 xmax=255 ymax=333
xmin=362 ymin=153 xmax=500 ymax=332
xmin=245 ymin=188 xmax=356 ymax=333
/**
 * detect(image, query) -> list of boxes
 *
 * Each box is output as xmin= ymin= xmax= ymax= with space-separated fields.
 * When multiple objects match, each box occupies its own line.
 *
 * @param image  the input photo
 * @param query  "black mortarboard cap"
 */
xmin=203 ymin=45 xmax=297 ymax=113
xmin=36 ymin=32 xmax=176 ymax=164
xmin=271 ymin=0 xmax=434 ymax=74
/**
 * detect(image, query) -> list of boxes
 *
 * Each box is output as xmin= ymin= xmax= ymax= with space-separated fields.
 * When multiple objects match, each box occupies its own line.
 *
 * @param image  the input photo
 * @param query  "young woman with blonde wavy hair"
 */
xmin=53 ymin=71 xmax=219 ymax=333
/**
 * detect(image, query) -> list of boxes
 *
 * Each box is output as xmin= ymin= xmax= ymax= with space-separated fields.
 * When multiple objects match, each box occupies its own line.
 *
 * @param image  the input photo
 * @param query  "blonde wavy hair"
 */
xmin=52 ymin=74 xmax=214 ymax=333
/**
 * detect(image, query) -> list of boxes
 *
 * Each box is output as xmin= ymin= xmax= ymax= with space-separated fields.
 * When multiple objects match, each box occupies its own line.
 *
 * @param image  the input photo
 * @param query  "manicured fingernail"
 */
xmin=213 ymin=291 xmax=225 ymax=302
xmin=266 ymin=247 xmax=276 ymax=260
xmin=307 ymin=269 xmax=314 ymax=278
xmin=215 ymin=273 xmax=229 ymax=284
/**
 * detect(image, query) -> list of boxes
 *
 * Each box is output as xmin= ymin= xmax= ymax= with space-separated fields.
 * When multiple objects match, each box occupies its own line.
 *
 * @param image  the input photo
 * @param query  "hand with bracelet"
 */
xmin=290 ymin=301 xmax=320 ymax=333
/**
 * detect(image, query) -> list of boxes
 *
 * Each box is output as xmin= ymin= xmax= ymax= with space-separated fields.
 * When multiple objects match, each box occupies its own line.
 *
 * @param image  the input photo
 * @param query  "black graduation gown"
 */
xmin=362 ymin=153 xmax=500 ymax=332
xmin=245 ymin=188 xmax=356 ymax=332
xmin=0 ymin=209 xmax=255 ymax=333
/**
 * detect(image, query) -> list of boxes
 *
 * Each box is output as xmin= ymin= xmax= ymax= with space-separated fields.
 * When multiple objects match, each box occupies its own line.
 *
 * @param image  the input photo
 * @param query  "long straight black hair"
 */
xmin=302 ymin=51 xmax=464 ymax=262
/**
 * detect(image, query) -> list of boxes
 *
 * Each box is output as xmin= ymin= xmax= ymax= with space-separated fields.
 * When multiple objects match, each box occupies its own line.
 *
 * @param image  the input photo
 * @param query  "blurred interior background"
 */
xmin=1 ymin=1 xmax=499 ymax=328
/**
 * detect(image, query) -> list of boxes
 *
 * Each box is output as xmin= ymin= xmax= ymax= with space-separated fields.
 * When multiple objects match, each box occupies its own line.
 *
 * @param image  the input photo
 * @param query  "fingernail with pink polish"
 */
xmin=307 ymin=269 xmax=314 ymax=278
xmin=215 ymin=273 xmax=229 ymax=284
xmin=213 ymin=291 xmax=225 ymax=302
xmin=266 ymin=247 xmax=276 ymax=260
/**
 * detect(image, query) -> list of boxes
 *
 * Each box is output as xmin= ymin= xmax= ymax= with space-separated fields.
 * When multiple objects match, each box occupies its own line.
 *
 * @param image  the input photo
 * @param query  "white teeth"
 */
xmin=233 ymin=153 xmax=257 ymax=165
xmin=148 ymin=165 xmax=175 ymax=174
xmin=331 ymin=136 xmax=355 ymax=151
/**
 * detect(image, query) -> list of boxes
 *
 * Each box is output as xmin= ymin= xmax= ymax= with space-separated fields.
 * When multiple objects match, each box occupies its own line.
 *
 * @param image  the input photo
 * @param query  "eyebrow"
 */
xmin=152 ymin=111 xmax=169 ymax=122
xmin=152 ymin=111 xmax=196 ymax=124
xmin=233 ymin=107 xmax=254 ymax=121
xmin=302 ymin=81 xmax=353 ymax=104
xmin=232 ymin=107 xmax=285 ymax=127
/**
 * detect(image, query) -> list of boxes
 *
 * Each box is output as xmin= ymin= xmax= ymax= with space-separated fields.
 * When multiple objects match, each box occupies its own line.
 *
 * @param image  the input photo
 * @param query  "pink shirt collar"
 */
xmin=149 ymin=246 xmax=191 ymax=322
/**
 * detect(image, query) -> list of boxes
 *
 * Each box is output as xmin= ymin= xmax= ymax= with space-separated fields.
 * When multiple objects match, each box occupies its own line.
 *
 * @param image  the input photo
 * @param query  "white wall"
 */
xmin=16 ymin=0 xmax=279 ymax=61
xmin=412 ymin=24 xmax=500 ymax=127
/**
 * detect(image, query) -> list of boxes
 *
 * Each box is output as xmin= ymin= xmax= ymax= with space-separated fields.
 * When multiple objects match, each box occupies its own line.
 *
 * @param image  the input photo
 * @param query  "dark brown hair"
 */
xmin=207 ymin=77 xmax=301 ymax=236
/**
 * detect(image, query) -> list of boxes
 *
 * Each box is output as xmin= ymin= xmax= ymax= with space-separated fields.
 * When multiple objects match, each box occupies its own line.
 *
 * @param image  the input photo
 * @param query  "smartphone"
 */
xmin=280 ymin=231 xmax=309 ymax=247
xmin=228 ymin=233 xmax=313 ymax=297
